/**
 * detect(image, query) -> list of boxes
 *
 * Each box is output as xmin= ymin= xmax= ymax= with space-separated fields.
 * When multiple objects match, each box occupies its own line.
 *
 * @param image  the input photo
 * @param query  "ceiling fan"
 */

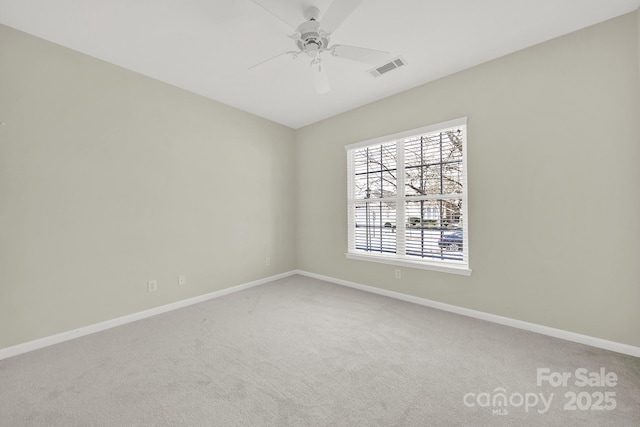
xmin=250 ymin=0 xmax=391 ymax=94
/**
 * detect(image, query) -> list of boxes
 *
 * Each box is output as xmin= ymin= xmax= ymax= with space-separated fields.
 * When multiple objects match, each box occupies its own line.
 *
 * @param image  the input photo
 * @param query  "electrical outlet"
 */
xmin=178 ymin=275 xmax=186 ymax=286
xmin=147 ymin=280 xmax=158 ymax=292
xmin=266 ymin=257 xmax=271 ymax=266
xmin=395 ymin=269 xmax=401 ymax=279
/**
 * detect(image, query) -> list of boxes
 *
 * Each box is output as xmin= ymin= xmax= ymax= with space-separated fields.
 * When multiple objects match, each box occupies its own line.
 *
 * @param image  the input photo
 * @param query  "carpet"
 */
xmin=1 ymin=274 xmax=638 ymax=426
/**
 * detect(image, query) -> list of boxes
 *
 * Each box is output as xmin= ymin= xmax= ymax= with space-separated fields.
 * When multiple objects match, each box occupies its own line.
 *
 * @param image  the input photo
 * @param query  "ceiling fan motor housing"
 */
xmin=296 ymin=19 xmax=330 ymax=56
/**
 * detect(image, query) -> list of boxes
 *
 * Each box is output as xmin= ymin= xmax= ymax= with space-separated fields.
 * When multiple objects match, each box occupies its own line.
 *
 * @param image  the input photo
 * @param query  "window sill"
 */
xmin=346 ymin=252 xmax=472 ymax=276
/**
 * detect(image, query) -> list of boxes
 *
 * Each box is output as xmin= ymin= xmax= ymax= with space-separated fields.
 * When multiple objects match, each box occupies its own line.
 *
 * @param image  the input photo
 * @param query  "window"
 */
xmin=346 ymin=118 xmax=470 ymax=275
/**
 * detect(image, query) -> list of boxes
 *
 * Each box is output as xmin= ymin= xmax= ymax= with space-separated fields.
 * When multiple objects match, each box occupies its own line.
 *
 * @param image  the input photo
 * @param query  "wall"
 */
xmin=1 ymin=11 xmax=638 ymax=353
xmin=295 ymin=12 xmax=640 ymax=347
xmin=0 ymin=24 xmax=296 ymax=349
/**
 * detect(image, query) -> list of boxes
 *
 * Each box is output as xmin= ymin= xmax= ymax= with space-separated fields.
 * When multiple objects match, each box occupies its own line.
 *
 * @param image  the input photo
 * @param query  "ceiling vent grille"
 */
xmin=369 ymin=56 xmax=406 ymax=78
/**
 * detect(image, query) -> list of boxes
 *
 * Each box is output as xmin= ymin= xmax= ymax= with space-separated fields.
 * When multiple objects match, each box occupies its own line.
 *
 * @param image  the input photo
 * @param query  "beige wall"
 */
xmin=0 ymin=24 xmax=296 ymax=349
xmin=295 ymin=12 xmax=640 ymax=347
xmin=1 ymin=11 xmax=639 ymax=351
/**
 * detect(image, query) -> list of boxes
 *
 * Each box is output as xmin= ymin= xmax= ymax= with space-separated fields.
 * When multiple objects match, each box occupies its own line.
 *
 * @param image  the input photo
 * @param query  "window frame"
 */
xmin=345 ymin=117 xmax=471 ymax=276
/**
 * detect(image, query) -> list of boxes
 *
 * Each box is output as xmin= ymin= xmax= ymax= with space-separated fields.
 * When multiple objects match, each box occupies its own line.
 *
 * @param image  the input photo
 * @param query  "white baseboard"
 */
xmin=295 ymin=270 xmax=640 ymax=358
xmin=3 ymin=269 xmax=638 ymax=361
xmin=0 ymin=271 xmax=297 ymax=361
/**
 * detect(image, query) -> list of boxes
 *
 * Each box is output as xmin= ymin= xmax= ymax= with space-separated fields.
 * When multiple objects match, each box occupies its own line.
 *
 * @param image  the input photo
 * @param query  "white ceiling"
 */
xmin=1 ymin=0 xmax=639 ymax=129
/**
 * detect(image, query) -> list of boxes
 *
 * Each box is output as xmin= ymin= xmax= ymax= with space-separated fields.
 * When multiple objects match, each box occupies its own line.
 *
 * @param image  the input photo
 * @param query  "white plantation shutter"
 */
xmin=346 ymin=118 xmax=470 ymax=275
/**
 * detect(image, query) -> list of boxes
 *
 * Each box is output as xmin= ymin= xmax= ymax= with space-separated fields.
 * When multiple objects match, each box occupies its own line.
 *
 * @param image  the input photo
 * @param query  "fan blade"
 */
xmin=251 ymin=0 xmax=300 ymax=30
xmin=331 ymin=44 xmax=390 ymax=65
xmin=249 ymin=51 xmax=299 ymax=71
xmin=321 ymin=0 xmax=363 ymax=34
xmin=312 ymin=61 xmax=330 ymax=95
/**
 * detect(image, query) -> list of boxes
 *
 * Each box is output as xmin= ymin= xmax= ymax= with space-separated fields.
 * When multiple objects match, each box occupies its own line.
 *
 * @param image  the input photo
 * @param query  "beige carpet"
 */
xmin=1 ymin=274 xmax=639 ymax=426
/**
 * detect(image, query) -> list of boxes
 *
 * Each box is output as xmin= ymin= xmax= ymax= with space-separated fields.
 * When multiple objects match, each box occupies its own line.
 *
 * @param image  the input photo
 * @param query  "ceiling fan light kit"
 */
xmin=251 ymin=0 xmax=396 ymax=94
xmin=295 ymin=15 xmax=330 ymax=55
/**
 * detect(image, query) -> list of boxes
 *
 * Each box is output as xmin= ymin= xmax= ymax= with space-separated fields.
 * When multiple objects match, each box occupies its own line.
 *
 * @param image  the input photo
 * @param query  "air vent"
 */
xmin=368 ymin=56 xmax=406 ymax=78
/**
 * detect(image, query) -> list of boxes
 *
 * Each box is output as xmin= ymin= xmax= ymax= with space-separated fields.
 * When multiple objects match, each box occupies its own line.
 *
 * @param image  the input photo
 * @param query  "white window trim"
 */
xmin=345 ymin=252 xmax=472 ymax=276
xmin=345 ymin=117 xmax=471 ymax=275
